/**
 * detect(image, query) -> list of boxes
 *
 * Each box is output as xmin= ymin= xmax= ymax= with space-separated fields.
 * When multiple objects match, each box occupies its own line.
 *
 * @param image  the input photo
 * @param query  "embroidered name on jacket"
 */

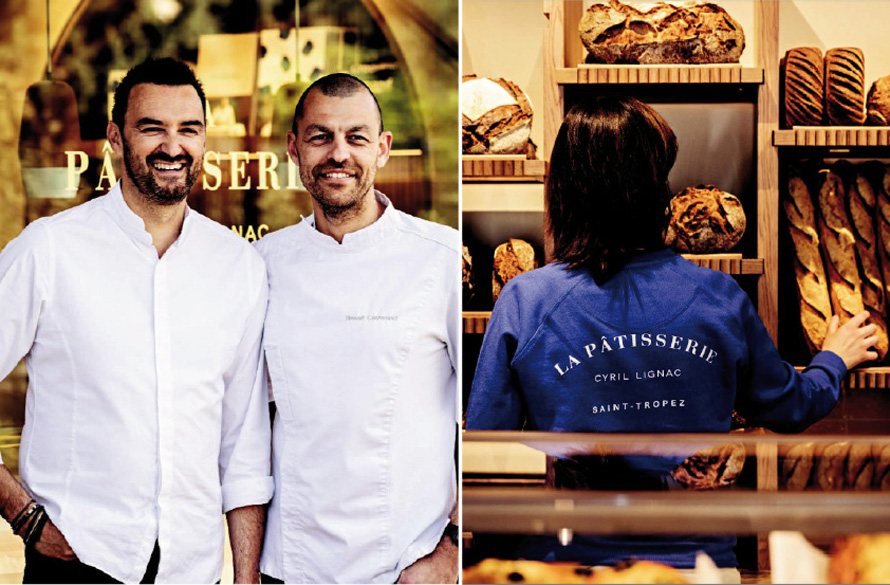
xmin=553 ymin=332 xmax=717 ymax=377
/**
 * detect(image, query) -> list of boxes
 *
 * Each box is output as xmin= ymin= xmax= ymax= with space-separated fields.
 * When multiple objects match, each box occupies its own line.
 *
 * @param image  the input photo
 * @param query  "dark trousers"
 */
xmin=23 ymin=541 xmax=160 ymax=584
xmin=260 ymin=574 xmax=284 ymax=584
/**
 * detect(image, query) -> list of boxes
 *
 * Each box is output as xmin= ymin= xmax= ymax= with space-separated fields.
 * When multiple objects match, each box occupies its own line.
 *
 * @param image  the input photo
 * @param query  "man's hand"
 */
xmin=34 ymin=519 xmax=77 ymax=561
xmin=397 ymin=535 xmax=459 ymax=584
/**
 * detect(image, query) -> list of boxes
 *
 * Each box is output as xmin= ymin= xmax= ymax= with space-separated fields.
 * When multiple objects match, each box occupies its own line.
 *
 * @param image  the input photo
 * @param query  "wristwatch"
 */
xmin=443 ymin=521 xmax=460 ymax=547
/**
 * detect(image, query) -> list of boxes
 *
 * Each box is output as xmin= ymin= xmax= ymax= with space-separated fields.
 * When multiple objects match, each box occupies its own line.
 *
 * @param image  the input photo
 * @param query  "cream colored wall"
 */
xmin=462 ymin=0 xmax=546 ymax=152
xmin=780 ymin=1 xmax=890 ymax=88
xmin=462 ymin=1 xmax=547 ymax=214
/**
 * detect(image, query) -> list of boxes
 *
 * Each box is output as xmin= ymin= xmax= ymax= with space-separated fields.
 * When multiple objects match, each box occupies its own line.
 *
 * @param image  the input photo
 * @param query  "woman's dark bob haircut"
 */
xmin=546 ymin=95 xmax=678 ymax=284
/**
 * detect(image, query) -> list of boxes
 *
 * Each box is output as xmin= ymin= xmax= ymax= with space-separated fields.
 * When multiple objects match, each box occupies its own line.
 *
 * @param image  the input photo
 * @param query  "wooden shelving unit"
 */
xmin=462 ymin=188 xmax=545 ymax=212
xmin=556 ymin=65 xmax=764 ymax=85
xmin=463 ymin=311 xmax=492 ymax=335
xmin=774 ymin=127 xmax=890 ymax=148
xmin=462 ymin=155 xmax=546 ymax=182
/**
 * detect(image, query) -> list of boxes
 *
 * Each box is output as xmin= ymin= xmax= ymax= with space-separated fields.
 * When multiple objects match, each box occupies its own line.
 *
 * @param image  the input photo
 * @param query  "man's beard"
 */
xmin=122 ymin=141 xmax=201 ymax=206
xmin=302 ymin=161 xmax=376 ymax=220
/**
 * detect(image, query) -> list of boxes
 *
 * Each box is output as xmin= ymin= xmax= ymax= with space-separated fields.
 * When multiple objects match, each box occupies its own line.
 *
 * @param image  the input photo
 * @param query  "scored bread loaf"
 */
xmin=578 ymin=1 xmax=744 ymax=64
xmin=783 ymin=173 xmax=832 ymax=354
xmin=462 ymin=75 xmax=534 ymax=155
xmin=867 ymin=75 xmax=890 ymax=125
xmin=814 ymin=442 xmax=850 ymax=491
xmin=872 ymin=443 xmax=890 ymax=489
xmin=781 ymin=442 xmax=815 ymax=490
xmin=840 ymin=161 xmax=889 ymax=358
xmin=816 ymin=167 xmax=865 ymax=327
xmin=492 ymin=238 xmax=537 ymax=303
xmin=846 ymin=443 xmax=874 ymax=491
xmin=783 ymin=47 xmax=824 ymax=127
xmin=825 ymin=47 xmax=866 ymax=126
xmin=462 ymin=243 xmax=474 ymax=306
xmin=876 ymin=166 xmax=890 ymax=335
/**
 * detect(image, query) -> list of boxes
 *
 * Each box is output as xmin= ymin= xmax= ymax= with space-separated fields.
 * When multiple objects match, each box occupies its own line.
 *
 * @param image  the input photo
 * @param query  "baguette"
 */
xmin=814 ymin=442 xmax=850 ymax=491
xmin=816 ymin=168 xmax=865 ymax=326
xmin=845 ymin=443 xmax=874 ymax=491
xmin=872 ymin=443 xmax=890 ymax=489
xmin=840 ymin=162 xmax=888 ymax=358
xmin=784 ymin=173 xmax=832 ymax=353
xmin=781 ymin=442 xmax=815 ymax=490
xmin=876 ymin=166 xmax=890 ymax=338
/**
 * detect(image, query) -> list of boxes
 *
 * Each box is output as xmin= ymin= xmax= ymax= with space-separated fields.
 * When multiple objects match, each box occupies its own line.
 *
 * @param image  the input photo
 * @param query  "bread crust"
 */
xmin=825 ymin=47 xmax=866 ymax=125
xmin=840 ymin=162 xmax=889 ymax=358
xmin=816 ymin=168 xmax=865 ymax=327
xmin=781 ymin=442 xmax=815 ymax=490
xmin=784 ymin=172 xmax=832 ymax=353
xmin=783 ymin=47 xmax=824 ymax=127
xmin=579 ymin=0 xmax=744 ymax=64
xmin=492 ymin=239 xmax=537 ymax=303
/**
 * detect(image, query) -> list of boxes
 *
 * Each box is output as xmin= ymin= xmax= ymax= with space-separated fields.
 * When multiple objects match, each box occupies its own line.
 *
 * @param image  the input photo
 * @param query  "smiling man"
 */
xmin=0 ymin=57 xmax=273 ymax=583
xmin=255 ymin=73 xmax=460 ymax=584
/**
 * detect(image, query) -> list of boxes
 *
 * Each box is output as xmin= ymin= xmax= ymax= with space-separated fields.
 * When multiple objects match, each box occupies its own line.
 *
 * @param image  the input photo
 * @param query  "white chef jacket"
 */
xmin=256 ymin=191 xmax=459 ymax=584
xmin=0 ymin=183 xmax=274 ymax=583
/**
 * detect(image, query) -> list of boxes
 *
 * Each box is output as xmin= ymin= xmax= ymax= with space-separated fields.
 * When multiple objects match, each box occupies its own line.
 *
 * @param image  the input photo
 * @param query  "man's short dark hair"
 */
xmin=111 ymin=57 xmax=206 ymax=129
xmin=291 ymin=73 xmax=384 ymax=135
xmin=546 ymin=95 xmax=678 ymax=285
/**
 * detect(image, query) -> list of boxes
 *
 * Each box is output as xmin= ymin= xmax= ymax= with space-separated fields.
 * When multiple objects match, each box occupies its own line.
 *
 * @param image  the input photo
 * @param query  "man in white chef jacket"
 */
xmin=0 ymin=58 xmax=273 ymax=583
xmin=255 ymin=73 xmax=460 ymax=584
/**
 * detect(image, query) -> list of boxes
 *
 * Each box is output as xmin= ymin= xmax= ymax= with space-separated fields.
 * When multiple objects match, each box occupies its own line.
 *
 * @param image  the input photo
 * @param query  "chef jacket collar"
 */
xmin=107 ymin=181 xmax=195 ymax=254
xmin=299 ymin=189 xmax=396 ymax=252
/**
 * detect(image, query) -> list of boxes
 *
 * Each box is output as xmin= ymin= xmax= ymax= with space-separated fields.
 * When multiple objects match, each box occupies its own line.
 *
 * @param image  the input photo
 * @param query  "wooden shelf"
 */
xmin=462 ymin=155 xmax=546 ymax=182
xmin=463 ymin=487 xmax=890 ymax=536
xmin=680 ymin=254 xmax=765 ymax=275
xmin=773 ymin=127 xmax=890 ymax=148
xmin=463 ymin=311 xmax=492 ymax=334
xmin=556 ymin=65 xmax=764 ymax=85
xmin=462 ymin=188 xmax=545 ymax=212
xmin=845 ymin=367 xmax=890 ymax=390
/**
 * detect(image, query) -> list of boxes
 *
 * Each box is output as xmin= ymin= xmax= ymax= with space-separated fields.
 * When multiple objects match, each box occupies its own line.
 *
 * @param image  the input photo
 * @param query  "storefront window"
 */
xmin=0 ymin=0 xmax=458 ymax=469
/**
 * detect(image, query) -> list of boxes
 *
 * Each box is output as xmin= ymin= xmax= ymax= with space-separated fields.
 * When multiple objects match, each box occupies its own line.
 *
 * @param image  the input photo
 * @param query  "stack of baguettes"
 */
xmin=783 ymin=161 xmax=890 ymax=360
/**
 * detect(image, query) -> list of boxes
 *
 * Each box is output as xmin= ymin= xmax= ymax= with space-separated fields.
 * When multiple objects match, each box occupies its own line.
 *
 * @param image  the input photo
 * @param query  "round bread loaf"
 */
xmin=867 ymin=74 xmax=890 ymax=125
xmin=783 ymin=47 xmax=824 ymax=127
xmin=461 ymin=75 xmax=533 ymax=155
xmin=492 ymin=238 xmax=537 ymax=303
xmin=825 ymin=47 xmax=866 ymax=126
xmin=579 ymin=0 xmax=744 ymax=64
xmin=462 ymin=243 xmax=474 ymax=305
xmin=670 ymin=443 xmax=746 ymax=489
xmin=664 ymin=185 xmax=746 ymax=253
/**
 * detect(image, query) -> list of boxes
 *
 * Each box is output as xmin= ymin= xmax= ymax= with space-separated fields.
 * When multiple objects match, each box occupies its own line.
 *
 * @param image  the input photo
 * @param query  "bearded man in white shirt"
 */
xmin=254 ymin=73 xmax=459 ymax=584
xmin=0 ymin=57 xmax=273 ymax=583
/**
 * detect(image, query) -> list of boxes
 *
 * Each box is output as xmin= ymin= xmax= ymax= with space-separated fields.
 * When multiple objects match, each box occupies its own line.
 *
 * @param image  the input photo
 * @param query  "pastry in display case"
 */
xmin=462 ymin=433 xmax=890 ymax=584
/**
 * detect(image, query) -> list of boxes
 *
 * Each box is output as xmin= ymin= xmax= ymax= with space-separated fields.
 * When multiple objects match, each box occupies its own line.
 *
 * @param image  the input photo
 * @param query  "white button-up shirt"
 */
xmin=256 ymin=192 xmax=459 ymax=584
xmin=0 ymin=183 xmax=274 ymax=583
